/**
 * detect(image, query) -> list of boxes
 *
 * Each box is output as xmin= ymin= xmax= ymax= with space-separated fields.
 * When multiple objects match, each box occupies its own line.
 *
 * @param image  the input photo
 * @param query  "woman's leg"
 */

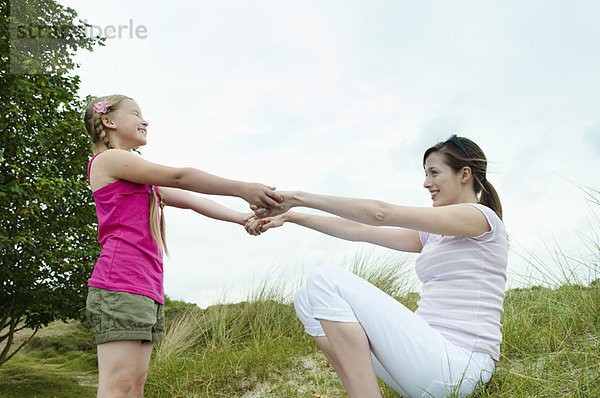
xmin=314 ymin=334 xmax=411 ymax=398
xmin=295 ymin=266 xmax=493 ymax=398
xmin=319 ymin=321 xmax=382 ymax=397
xmin=296 ymin=281 xmax=381 ymax=397
xmin=313 ymin=336 xmax=350 ymax=391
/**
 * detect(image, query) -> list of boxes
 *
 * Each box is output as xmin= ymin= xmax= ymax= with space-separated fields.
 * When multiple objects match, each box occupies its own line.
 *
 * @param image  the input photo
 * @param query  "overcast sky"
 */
xmin=59 ymin=0 xmax=600 ymax=307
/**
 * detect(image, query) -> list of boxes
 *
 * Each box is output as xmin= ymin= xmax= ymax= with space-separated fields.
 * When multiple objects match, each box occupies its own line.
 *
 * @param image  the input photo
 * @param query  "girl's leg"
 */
xmin=87 ymin=288 xmax=162 ymax=397
xmin=130 ymin=342 xmax=154 ymax=398
xmin=97 ymin=340 xmax=151 ymax=398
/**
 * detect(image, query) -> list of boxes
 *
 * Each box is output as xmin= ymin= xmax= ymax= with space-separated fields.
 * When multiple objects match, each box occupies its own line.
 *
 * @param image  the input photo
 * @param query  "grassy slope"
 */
xmin=0 ymin=321 xmax=97 ymax=398
xmin=479 ymin=282 xmax=600 ymax=397
xmin=0 ymin=273 xmax=598 ymax=397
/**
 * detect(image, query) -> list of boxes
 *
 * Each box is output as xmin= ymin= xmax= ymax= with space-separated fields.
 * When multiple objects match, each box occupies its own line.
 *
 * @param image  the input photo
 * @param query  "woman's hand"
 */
xmin=250 ymin=190 xmax=297 ymax=218
xmin=240 ymin=183 xmax=284 ymax=211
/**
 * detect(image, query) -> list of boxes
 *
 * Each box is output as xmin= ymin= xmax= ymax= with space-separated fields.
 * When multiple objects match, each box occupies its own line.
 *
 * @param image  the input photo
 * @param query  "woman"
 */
xmin=246 ymin=135 xmax=507 ymax=397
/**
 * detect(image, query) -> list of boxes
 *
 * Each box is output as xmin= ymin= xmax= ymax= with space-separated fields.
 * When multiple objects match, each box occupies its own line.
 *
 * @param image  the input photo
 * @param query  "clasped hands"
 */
xmin=244 ymin=191 xmax=293 ymax=236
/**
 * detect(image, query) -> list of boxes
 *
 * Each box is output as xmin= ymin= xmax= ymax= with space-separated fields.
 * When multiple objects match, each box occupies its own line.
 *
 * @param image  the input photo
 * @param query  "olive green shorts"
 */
xmin=86 ymin=287 xmax=165 ymax=345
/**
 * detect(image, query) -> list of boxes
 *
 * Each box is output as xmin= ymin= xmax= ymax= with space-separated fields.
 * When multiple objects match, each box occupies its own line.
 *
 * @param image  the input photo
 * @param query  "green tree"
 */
xmin=0 ymin=0 xmax=103 ymax=366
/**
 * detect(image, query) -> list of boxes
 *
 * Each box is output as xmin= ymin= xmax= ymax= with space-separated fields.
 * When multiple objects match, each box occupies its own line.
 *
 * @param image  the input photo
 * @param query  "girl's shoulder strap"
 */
xmin=87 ymin=152 xmax=104 ymax=183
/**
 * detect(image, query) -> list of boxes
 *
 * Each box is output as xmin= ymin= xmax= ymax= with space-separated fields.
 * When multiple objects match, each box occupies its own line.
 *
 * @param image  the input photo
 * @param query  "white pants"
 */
xmin=294 ymin=266 xmax=495 ymax=398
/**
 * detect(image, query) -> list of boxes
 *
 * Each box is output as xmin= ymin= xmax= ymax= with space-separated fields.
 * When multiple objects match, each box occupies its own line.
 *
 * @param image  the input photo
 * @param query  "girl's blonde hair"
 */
xmin=84 ymin=95 xmax=169 ymax=255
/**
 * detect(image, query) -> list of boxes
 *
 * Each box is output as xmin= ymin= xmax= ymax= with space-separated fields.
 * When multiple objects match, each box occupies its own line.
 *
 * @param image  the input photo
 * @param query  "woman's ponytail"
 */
xmin=479 ymin=178 xmax=503 ymax=221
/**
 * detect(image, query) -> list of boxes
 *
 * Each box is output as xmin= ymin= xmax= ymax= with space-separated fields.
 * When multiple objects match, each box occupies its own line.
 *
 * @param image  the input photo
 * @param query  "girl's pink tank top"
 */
xmin=87 ymin=152 xmax=164 ymax=304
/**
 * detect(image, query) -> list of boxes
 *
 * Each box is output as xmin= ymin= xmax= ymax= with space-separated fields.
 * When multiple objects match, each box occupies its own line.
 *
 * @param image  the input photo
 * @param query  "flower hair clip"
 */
xmin=93 ymin=98 xmax=112 ymax=114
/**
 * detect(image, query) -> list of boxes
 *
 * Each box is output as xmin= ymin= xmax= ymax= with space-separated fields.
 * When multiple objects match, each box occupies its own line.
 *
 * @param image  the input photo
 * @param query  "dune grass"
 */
xmin=0 ymin=244 xmax=598 ymax=397
xmin=476 ymin=281 xmax=599 ymax=397
xmin=143 ymin=248 xmax=599 ymax=397
xmin=145 ymin=274 xmax=340 ymax=397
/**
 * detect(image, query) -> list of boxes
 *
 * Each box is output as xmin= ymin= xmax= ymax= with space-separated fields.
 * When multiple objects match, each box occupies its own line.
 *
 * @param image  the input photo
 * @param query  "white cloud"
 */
xmin=62 ymin=0 xmax=600 ymax=306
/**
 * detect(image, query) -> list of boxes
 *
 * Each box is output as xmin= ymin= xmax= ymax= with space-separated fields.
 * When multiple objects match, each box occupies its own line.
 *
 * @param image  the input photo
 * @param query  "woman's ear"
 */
xmin=101 ymin=116 xmax=116 ymax=130
xmin=461 ymin=166 xmax=473 ymax=184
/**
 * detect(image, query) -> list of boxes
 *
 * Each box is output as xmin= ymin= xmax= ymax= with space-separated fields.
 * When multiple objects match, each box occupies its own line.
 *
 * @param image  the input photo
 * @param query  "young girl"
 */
xmin=83 ymin=94 xmax=282 ymax=397
xmin=246 ymin=136 xmax=507 ymax=398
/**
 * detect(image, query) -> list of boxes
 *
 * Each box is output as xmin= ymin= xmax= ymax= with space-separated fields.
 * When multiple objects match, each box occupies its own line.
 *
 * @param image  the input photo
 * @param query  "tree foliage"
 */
xmin=0 ymin=0 xmax=103 ymax=366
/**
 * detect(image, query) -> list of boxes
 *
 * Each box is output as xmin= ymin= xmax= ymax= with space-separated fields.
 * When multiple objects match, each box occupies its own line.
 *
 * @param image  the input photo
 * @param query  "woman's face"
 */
xmin=423 ymin=151 xmax=464 ymax=207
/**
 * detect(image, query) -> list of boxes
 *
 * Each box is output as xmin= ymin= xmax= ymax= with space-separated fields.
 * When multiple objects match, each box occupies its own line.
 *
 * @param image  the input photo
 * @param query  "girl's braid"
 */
xmin=93 ymin=112 xmax=112 ymax=149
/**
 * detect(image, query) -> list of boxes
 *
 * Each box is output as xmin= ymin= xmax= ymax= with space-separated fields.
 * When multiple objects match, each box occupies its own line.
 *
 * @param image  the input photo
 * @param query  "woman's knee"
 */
xmin=304 ymin=266 xmax=350 ymax=298
xmin=305 ymin=265 xmax=343 ymax=287
xmin=296 ymin=266 xmax=341 ymax=309
xmin=294 ymin=284 xmax=327 ymax=336
xmin=294 ymin=284 xmax=311 ymax=318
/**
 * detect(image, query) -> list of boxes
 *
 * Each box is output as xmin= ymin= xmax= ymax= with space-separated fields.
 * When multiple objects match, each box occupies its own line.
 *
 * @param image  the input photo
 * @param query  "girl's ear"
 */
xmin=101 ymin=116 xmax=116 ymax=130
xmin=460 ymin=166 xmax=473 ymax=184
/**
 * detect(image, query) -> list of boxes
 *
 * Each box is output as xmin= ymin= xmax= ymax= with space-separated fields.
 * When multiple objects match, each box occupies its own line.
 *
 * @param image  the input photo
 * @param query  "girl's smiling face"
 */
xmin=103 ymin=99 xmax=149 ymax=150
xmin=423 ymin=151 xmax=468 ymax=207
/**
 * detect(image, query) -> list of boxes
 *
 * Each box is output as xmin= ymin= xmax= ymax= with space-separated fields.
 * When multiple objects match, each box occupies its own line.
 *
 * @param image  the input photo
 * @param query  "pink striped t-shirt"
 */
xmin=416 ymin=203 xmax=508 ymax=360
xmin=87 ymin=152 xmax=165 ymax=304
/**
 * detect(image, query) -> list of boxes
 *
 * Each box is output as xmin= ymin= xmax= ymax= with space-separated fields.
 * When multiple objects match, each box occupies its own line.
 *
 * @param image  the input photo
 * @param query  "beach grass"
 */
xmin=0 ymin=245 xmax=598 ymax=397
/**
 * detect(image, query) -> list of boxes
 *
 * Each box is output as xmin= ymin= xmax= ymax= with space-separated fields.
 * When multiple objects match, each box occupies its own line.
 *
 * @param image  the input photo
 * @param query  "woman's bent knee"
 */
xmin=293 ymin=284 xmax=308 ymax=310
xmin=305 ymin=266 xmax=344 ymax=290
xmin=294 ymin=285 xmax=313 ymax=324
xmin=296 ymin=266 xmax=342 ymax=314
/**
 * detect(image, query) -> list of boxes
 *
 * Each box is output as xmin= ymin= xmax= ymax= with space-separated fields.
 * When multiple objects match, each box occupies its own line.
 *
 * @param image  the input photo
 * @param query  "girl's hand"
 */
xmin=244 ymin=216 xmax=266 ymax=236
xmin=240 ymin=212 xmax=256 ymax=225
xmin=244 ymin=215 xmax=285 ymax=236
xmin=241 ymin=183 xmax=284 ymax=210
xmin=259 ymin=215 xmax=285 ymax=232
